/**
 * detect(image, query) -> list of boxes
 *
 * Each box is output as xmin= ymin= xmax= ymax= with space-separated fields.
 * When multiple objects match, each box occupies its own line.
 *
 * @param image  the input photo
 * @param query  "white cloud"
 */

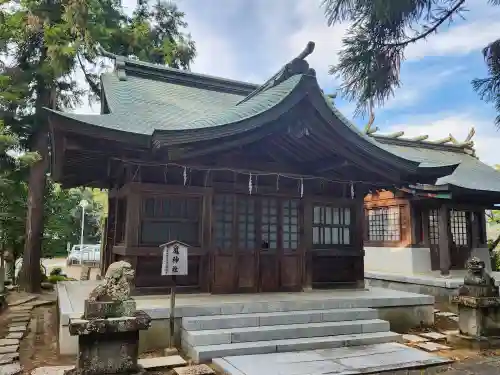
xmin=384 ymin=65 xmax=465 ymax=110
xmin=384 ymin=113 xmax=500 ymax=165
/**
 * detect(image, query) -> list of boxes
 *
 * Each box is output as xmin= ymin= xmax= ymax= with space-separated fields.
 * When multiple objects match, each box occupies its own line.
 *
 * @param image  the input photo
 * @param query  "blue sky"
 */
xmin=76 ymin=0 xmax=500 ymax=165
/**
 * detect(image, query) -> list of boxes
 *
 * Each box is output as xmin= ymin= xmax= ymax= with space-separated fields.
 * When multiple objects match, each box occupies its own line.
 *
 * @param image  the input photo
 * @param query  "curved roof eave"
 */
xmin=303 ymin=80 xmax=450 ymax=176
xmin=45 ymin=108 xmax=151 ymax=147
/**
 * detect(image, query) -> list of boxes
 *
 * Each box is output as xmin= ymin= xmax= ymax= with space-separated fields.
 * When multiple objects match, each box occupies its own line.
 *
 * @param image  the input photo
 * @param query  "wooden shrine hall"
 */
xmin=47 ymin=42 xmax=483 ymax=294
xmin=363 ymin=124 xmax=500 ymax=277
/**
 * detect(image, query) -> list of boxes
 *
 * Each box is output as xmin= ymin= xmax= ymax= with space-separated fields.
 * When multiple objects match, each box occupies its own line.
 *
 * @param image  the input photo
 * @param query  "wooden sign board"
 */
xmin=161 ymin=240 xmax=188 ymax=276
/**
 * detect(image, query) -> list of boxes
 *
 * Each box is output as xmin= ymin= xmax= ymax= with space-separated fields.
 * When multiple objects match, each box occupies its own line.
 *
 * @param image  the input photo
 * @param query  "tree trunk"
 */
xmin=490 ymin=233 xmax=500 ymax=253
xmin=18 ymin=130 xmax=48 ymax=293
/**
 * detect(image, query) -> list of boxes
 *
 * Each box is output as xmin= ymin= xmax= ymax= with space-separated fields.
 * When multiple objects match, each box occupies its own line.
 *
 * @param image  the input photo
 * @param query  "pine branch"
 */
xmin=381 ymin=0 xmax=466 ymax=48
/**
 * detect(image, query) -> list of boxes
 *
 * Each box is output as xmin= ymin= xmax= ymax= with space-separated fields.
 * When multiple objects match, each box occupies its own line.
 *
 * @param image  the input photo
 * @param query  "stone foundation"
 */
xmin=57 ymin=283 xmax=434 ymax=355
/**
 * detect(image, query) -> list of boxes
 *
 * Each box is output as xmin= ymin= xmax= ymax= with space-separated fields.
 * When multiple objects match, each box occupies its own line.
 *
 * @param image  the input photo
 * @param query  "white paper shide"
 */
xmin=161 ymin=240 xmax=188 ymax=276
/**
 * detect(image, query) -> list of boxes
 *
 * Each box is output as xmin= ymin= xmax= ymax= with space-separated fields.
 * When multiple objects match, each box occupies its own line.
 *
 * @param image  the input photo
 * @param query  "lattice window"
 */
xmin=214 ymin=195 xmax=234 ymax=249
xmin=312 ymin=205 xmax=351 ymax=246
xmin=238 ymin=198 xmax=256 ymax=249
xmin=261 ymin=198 xmax=278 ymax=249
xmin=140 ymin=196 xmax=200 ymax=246
xmin=283 ymin=200 xmax=299 ymax=249
xmin=366 ymin=206 xmax=401 ymax=242
xmin=429 ymin=209 xmax=439 ymax=245
xmin=451 ymin=210 xmax=469 ymax=246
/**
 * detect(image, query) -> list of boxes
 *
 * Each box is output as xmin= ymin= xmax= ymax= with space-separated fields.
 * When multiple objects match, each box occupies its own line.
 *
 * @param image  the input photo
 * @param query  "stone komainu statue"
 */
xmin=87 ymin=261 xmax=135 ymax=302
xmin=458 ymin=257 xmax=498 ymax=297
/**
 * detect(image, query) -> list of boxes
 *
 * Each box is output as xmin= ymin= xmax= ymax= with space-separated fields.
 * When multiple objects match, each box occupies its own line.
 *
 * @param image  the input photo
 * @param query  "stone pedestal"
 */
xmin=64 ymin=261 xmax=152 ymax=375
xmin=450 ymin=257 xmax=500 ymax=348
xmin=67 ymin=311 xmax=151 ymax=375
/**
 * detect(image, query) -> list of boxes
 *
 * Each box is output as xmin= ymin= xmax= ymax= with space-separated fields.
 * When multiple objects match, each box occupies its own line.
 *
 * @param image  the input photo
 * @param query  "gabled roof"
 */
xmin=46 ymin=41 xmax=482 ymax=188
xmin=367 ymin=127 xmax=500 ymax=198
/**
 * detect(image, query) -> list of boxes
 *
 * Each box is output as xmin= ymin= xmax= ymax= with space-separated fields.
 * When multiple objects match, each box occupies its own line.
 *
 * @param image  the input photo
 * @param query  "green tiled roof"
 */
xmin=47 ymin=73 xmax=305 ymax=138
xmin=375 ymin=140 xmax=500 ymax=194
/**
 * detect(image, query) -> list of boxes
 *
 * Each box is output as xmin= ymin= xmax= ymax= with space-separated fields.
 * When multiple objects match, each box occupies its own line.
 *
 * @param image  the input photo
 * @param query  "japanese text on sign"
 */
xmin=161 ymin=241 xmax=188 ymax=276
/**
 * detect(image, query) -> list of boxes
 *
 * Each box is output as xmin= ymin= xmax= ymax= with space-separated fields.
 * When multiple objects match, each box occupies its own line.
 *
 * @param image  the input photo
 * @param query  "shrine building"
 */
xmin=47 ymin=42 xmax=500 ymax=294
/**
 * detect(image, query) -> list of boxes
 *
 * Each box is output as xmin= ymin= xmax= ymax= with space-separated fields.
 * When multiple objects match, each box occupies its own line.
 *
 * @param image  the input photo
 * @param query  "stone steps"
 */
xmin=181 ymin=308 xmax=401 ymax=362
xmin=186 ymin=331 xmax=401 ymax=362
xmin=182 ymin=307 xmax=378 ymax=331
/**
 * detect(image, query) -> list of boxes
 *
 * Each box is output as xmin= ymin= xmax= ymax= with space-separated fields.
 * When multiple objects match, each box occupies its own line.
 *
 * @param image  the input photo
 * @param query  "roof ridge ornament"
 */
xmin=97 ymin=46 xmax=127 ymax=81
xmin=296 ymin=41 xmax=315 ymax=60
xmin=236 ymin=41 xmax=316 ymax=105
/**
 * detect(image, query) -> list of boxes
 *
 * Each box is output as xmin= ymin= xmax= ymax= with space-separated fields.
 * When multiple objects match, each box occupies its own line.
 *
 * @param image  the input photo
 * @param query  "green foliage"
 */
xmin=322 ymin=0 xmax=500 ymax=125
xmin=48 ymin=274 xmax=75 ymax=284
xmin=50 ymin=267 xmax=64 ymax=276
xmin=0 ymin=0 xmax=196 ymax=290
xmin=44 ymin=183 xmax=104 ymax=257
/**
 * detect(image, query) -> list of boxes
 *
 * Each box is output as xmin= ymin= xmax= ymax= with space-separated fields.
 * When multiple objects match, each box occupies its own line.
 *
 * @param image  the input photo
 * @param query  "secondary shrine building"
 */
xmin=363 ymin=126 xmax=500 ymax=276
xmin=47 ymin=42 xmax=500 ymax=294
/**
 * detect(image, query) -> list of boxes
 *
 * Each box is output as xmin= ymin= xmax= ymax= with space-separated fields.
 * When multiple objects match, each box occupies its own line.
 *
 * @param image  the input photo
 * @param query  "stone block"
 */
xmin=83 ymin=300 xmax=136 ymax=319
xmin=5 ymin=334 xmax=22 ymax=341
xmin=415 ymin=342 xmax=450 ymax=352
xmin=71 ymin=331 xmax=142 ymax=375
xmin=138 ymin=355 xmax=186 ymax=369
xmin=174 ymin=364 xmax=214 ymax=375
xmin=0 ymin=354 xmax=18 ymax=366
xmin=0 ymin=347 xmax=17 ymax=355
xmin=435 ymin=311 xmax=456 ymax=318
xmin=402 ymin=334 xmax=429 ymax=343
xmin=31 ymin=366 xmax=74 ymax=375
xmin=185 ymin=330 xmax=232 ymax=347
xmin=419 ymin=332 xmax=447 ymax=341
xmin=0 ymin=341 xmax=18 ymax=348
xmin=68 ymin=312 xmax=151 ymax=336
xmin=0 ymin=362 xmax=22 ymax=375
xmin=8 ymin=296 xmax=37 ymax=307
xmin=8 ymin=327 xmax=26 ymax=333
xmin=9 ymin=317 xmax=29 ymax=324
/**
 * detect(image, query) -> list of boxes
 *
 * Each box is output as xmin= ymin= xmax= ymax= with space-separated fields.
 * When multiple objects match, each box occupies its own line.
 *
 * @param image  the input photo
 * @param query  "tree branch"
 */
xmin=382 ymin=0 xmax=466 ymax=48
xmin=77 ymin=53 xmax=101 ymax=99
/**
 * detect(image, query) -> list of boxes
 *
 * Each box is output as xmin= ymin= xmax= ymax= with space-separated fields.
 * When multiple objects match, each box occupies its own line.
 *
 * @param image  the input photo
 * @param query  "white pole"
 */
xmin=80 ymin=205 xmax=85 ymax=252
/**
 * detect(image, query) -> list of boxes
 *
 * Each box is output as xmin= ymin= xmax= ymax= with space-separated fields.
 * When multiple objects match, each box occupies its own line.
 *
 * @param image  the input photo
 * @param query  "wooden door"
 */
xmin=211 ymin=194 xmax=237 ymax=293
xmin=280 ymin=199 xmax=302 ymax=291
xmin=428 ymin=208 xmax=471 ymax=271
xmin=259 ymin=198 xmax=279 ymax=292
xmin=449 ymin=210 xmax=471 ymax=269
xmin=211 ymin=194 xmax=303 ymax=293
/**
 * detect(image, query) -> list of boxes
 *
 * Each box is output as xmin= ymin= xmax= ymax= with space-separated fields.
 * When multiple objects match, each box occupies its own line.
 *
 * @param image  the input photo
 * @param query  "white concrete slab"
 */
xmin=212 ymin=343 xmax=452 ymax=375
xmin=58 ymin=282 xmax=434 ymax=324
xmin=366 ymin=270 xmax=500 ymax=289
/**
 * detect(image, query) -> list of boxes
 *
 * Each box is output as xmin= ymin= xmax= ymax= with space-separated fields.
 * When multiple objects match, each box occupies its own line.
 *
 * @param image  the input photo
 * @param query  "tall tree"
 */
xmin=321 ymin=0 xmax=500 ymax=125
xmin=0 ymin=0 xmax=196 ymax=292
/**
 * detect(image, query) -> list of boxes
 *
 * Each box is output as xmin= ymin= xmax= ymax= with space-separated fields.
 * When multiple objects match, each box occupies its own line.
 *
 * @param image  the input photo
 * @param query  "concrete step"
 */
xmin=182 ymin=307 xmax=378 ymax=331
xmin=187 ymin=331 xmax=401 ymax=362
xmin=183 ymin=318 xmax=390 ymax=347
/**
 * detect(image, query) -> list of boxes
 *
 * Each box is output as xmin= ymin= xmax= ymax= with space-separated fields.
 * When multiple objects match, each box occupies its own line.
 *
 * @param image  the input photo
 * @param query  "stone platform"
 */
xmin=366 ymin=270 xmax=500 ymax=305
xmin=57 ymin=281 xmax=434 ymax=359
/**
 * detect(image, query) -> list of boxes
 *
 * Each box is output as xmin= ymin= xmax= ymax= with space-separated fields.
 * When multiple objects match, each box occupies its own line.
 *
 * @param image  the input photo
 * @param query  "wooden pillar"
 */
xmin=102 ymin=196 xmax=116 ymax=275
xmin=124 ymin=192 xmax=140 ymax=247
xmin=409 ymin=203 xmax=421 ymax=246
xmin=438 ymin=204 xmax=451 ymax=276
xmin=471 ymin=211 xmax=480 ymax=250
xmin=354 ymin=189 xmax=365 ymax=286
xmin=201 ymin=189 xmax=213 ymax=293
xmin=302 ymin=195 xmax=313 ymax=290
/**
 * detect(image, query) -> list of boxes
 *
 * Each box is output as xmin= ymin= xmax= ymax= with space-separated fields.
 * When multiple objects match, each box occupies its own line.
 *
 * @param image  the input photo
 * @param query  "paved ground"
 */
xmin=213 ymin=343 xmax=452 ymax=375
